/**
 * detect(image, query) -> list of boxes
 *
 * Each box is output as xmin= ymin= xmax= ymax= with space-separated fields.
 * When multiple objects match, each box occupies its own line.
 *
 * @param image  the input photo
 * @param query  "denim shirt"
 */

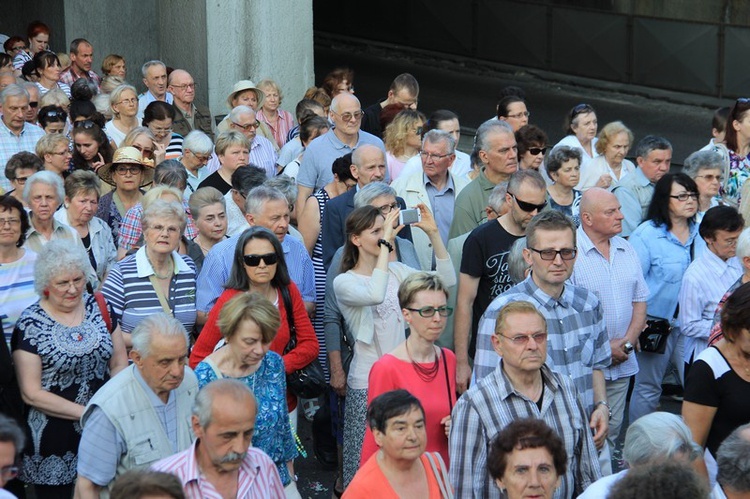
xmin=628 ymin=220 xmax=699 ymax=322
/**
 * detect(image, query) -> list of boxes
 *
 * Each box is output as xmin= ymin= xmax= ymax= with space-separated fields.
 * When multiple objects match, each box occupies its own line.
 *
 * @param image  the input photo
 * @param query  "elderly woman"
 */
xmin=71 ymin=121 xmax=114 ymax=172
xmin=143 ymin=101 xmax=184 ymax=161
xmin=496 ymin=95 xmax=529 ymax=132
xmin=37 ymin=105 xmax=67 ymax=134
xmin=628 ymin=173 xmax=700 ymax=423
xmin=197 ymin=130 xmax=250 ymax=195
xmin=384 ymin=109 xmax=426 ymax=182
xmin=101 ymin=199 xmax=197 ymax=346
xmin=684 ymin=282 xmax=750 ymax=484
xmin=180 ymin=130 xmax=214 ymax=195
xmin=515 ymin=124 xmax=548 ymax=171
xmin=11 ymin=240 xmax=127 ymax=498
xmin=32 ymin=51 xmax=71 ymax=98
xmin=344 ymin=390 xmax=452 ymax=499
xmin=101 ymin=54 xmax=126 ymax=78
xmin=554 ymin=103 xmax=599 ymax=168
xmin=104 ymin=84 xmax=139 ymax=147
xmin=4 ymin=152 xmax=42 ymax=205
xmin=683 ymin=149 xmax=724 ymax=222
xmin=95 ymin=146 xmax=153 ymax=247
xmin=486 ymin=418 xmax=567 ymax=499
xmin=53 ymin=170 xmax=116 ymax=285
xmin=187 ymin=186 xmax=227 ymax=271
xmin=546 ymin=146 xmax=582 ymax=226
xmin=577 ymin=121 xmax=636 ymax=191
xmin=257 ymin=78 xmax=295 ymax=149
xmin=0 ymin=195 xmax=36 ymax=345
xmin=360 ymin=273 xmax=456 ymax=467
xmin=194 ymin=293 xmax=300 ymax=496
xmin=36 ymin=133 xmax=72 ymax=178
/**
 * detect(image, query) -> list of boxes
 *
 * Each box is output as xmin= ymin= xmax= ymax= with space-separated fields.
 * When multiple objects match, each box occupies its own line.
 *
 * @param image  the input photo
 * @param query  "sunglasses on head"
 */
xmin=74 ymin=120 xmax=97 ymax=130
xmin=570 ymin=103 xmax=594 ymax=118
xmin=509 ymin=192 xmax=547 ymax=212
xmin=243 ymin=253 xmax=279 ymax=267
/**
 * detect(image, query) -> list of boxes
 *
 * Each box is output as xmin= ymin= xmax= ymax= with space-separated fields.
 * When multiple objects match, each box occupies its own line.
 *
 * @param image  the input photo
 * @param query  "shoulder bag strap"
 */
xmin=204 ymin=357 xmax=224 ymax=379
xmin=148 ymin=275 xmax=173 ymax=316
xmin=424 ymin=452 xmax=452 ymax=499
xmin=441 ymin=348 xmax=453 ymax=413
xmin=94 ymin=292 xmax=112 ymax=332
xmin=433 ymin=452 xmax=454 ymax=499
xmin=280 ymin=285 xmax=297 ymax=354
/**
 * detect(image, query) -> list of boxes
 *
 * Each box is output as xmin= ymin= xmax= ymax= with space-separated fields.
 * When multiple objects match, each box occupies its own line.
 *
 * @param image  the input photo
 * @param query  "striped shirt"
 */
xmin=152 ymin=440 xmax=285 ymax=499
xmin=0 ymin=121 xmax=46 ymax=191
xmin=101 ymin=247 xmax=196 ymax=334
xmin=0 ymin=248 xmax=37 ymax=346
xmin=570 ymin=228 xmax=649 ymax=381
xmin=449 ymin=361 xmax=601 ymax=499
xmin=473 ymin=277 xmax=611 ymax=414
xmin=257 ymin=109 xmax=295 ymax=149
xmin=35 ymin=81 xmax=71 ymax=99
xmin=248 ymin=135 xmax=279 ymax=177
xmin=118 ymin=200 xmax=197 ymax=251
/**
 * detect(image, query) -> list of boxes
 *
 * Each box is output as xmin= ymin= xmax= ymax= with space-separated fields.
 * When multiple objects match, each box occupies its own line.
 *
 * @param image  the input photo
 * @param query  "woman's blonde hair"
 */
xmin=384 ymin=109 xmax=426 ymax=157
xmin=218 ymin=292 xmax=281 ymax=344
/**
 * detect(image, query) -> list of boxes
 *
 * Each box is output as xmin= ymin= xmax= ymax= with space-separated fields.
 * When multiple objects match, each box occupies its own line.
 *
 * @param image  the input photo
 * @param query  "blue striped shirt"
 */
xmin=0 ymin=121 xmax=45 ymax=191
xmin=101 ymin=247 xmax=197 ymax=334
xmin=0 ymin=249 xmax=37 ymax=346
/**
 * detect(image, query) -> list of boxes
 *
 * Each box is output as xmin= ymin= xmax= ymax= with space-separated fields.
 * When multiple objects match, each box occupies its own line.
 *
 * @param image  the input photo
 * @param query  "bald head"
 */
xmin=580 ymin=187 xmax=614 ymax=214
xmin=330 ymin=92 xmax=360 ymax=114
xmin=580 ymin=187 xmax=624 ymax=239
xmin=351 ymin=144 xmax=386 ymax=186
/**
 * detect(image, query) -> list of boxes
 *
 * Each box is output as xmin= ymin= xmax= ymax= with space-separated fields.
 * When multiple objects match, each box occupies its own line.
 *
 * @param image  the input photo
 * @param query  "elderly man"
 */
xmin=224 ymin=165 xmax=268 ymax=236
xmin=74 ymin=314 xmax=198 ymax=497
xmin=473 ymin=211 xmax=612 ymax=465
xmin=613 ymin=135 xmax=672 ymax=236
xmin=449 ymin=301 xmax=601 ymax=499
xmin=571 ymin=188 xmax=649 ymax=458
xmin=0 ymin=414 xmax=24 ymax=497
xmin=180 ymin=130 xmax=214 ymax=197
xmin=453 ymin=170 xmax=546 ymax=392
xmin=168 ymin=69 xmax=214 ymax=140
xmin=137 ymin=60 xmax=173 ymax=118
xmin=295 ymin=92 xmax=385 ymax=216
xmin=152 ymin=379 xmax=285 ymax=498
xmin=59 ymin=38 xmax=101 ymax=90
xmin=713 ymin=423 xmax=750 ymax=499
xmin=0 ymin=84 xmax=45 ymax=191
xmin=194 ymin=185 xmax=315 ymax=333
xmin=391 ymin=129 xmax=469 ymax=270
xmin=360 ymin=73 xmax=419 ymax=138
xmin=449 ymin=119 xmax=519 ymax=238
xmin=579 ymin=412 xmax=702 ymax=498
xmin=21 ymin=82 xmax=39 ymax=125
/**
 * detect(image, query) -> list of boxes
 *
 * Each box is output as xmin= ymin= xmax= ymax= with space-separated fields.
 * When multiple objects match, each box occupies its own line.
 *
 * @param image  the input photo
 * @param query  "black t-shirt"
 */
xmin=684 ymin=345 xmax=750 ymax=456
xmin=460 ymin=220 xmax=522 ymax=356
xmin=198 ymin=171 xmax=231 ymax=195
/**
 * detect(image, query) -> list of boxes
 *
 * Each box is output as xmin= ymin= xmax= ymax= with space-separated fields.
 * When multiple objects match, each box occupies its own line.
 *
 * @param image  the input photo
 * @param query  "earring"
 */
xmin=43 ymin=289 xmax=49 ymax=297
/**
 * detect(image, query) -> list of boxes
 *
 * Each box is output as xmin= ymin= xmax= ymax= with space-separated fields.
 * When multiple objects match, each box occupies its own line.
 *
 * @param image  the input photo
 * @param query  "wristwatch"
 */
xmin=596 ymin=400 xmax=611 ymax=419
xmin=377 ymin=239 xmax=394 ymax=252
xmin=623 ymin=341 xmax=634 ymax=354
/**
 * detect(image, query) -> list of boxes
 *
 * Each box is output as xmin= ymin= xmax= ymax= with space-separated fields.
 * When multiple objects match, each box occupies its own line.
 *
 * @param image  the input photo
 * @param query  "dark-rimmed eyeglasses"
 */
xmin=232 ymin=120 xmax=261 ymax=130
xmin=377 ymin=202 xmax=399 ymax=215
xmin=669 ymin=192 xmax=699 ymax=202
xmin=527 ymin=147 xmax=547 ymax=156
xmin=243 ymin=253 xmax=279 ymax=267
xmin=508 ymin=192 xmax=547 ymax=213
xmin=171 ymin=83 xmax=196 ymax=90
xmin=115 ymin=165 xmax=143 ymax=175
xmin=527 ymin=247 xmax=577 ymax=261
xmin=405 ymin=306 xmax=453 ymax=318
xmin=497 ymin=332 xmax=548 ymax=345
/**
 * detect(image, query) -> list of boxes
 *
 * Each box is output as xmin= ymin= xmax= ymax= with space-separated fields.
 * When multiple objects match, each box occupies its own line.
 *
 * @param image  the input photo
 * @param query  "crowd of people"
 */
xmin=1 ymin=18 xmax=750 ymax=499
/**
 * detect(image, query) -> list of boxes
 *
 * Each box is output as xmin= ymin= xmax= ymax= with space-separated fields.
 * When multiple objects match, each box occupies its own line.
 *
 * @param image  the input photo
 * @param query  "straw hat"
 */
xmin=97 ymin=146 xmax=155 ymax=187
xmin=226 ymin=80 xmax=265 ymax=109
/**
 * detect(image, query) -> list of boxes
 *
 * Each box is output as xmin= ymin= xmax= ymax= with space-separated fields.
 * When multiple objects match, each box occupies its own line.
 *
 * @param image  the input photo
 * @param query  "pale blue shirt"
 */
xmin=0 ymin=121 xmax=45 ymax=191
xmin=613 ymin=168 xmax=654 ymax=237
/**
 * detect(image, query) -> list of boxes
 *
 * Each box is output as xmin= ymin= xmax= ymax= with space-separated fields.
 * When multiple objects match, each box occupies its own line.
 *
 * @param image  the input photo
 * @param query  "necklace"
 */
xmin=146 ymin=252 xmax=174 ymax=280
xmin=405 ymin=340 xmax=440 ymax=382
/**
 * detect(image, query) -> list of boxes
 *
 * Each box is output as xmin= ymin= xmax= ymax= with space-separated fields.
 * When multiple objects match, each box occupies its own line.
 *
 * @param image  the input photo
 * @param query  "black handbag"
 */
xmin=281 ymin=286 xmax=327 ymax=398
xmin=638 ymin=319 xmax=672 ymax=354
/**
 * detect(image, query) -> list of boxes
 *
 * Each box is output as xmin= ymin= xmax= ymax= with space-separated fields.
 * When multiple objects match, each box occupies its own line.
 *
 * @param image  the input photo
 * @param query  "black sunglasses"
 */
xmin=74 ymin=120 xmax=97 ymax=130
xmin=527 ymin=147 xmax=547 ymax=156
xmin=509 ymin=192 xmax=547 ymax=213
xmin=243 ymin=253 xmax=279 ymax=267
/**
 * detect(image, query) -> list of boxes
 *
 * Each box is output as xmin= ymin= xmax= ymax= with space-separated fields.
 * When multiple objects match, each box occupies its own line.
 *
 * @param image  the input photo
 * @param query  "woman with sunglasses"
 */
xmin=576 ymin=121 xmax=636 ymax=192
xmin=121 ymin=126 xmax=160 ymax=165
xmin=335 ymin=204 xmax=455 ymax=486
xmin=359 ymin=273 xmax=456 ymax=468
xmin=143 ymin=101 xmax=184 ymax=161
xmin=515 ymin=124 xmax=549 ymax=171
xmin=546 ymin=146 xmax=583 ymax=227
xmin=71 ymin=121 xmax=114 ymax=172
xmin=188 ymin=227 xmax=319 ymax=420
xmin=554 ymin=103 xmax=600 ymax=173
xmin=628 ymin=173 xmax=700 ymax=424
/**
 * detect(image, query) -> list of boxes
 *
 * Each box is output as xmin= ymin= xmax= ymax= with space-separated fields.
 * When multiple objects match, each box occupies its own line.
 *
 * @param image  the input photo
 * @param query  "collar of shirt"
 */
xmin=700 ymin=249 xmax=742 ymax=275
xmin=181 ymin=440 xmax=266 ymax=494
xmin=327 ymin=129 xmax=361 ymax=152
xmin=495 ymin=360 xmax=561 ymax=402
xmin=423 ymin=172 xmax=455 ymax=194
xmin=478 ymin=167 xmax=498 ymax=191
xmin=520 ymin=274 xmax=574 ymax=309
xmin=634 ymin=167 xmax=652 ymax=187
xmin=651 ymin=221 xmax=699 ymax=247
xmin=0 ymin=119 xmax=28 ymax=137
xmin=576 ymin=226 xmax=628 ymax=259
xmin=28 ymin=217 xmax=67 ymax=237
xmin=135 ymin=246 xmax=192 ymax=278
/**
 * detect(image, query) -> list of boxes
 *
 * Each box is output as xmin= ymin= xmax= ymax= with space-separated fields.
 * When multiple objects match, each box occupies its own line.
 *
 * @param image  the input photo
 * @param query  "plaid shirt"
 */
xmin=118 ymin=200 xmax=197 ymax=251
xmin=59 ymin=67 xmax=102 ymax=90
xmin=473 ymin=276 xmax=611 ymax=415
xmin=0 ymin=121 xmax=45 ymax=191
xmin=449 ymin=361 xmax=601 ymax=499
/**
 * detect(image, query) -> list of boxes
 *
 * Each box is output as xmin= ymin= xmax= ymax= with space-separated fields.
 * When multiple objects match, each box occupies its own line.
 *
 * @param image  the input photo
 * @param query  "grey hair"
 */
xmin=622 ymin=412 xmax=701 ymax=467
xmin=192 ymin=378 xmax=256 ymax=428
xmin=473 ymin=119 xmax=514 ymax=162
xmin=154 ymin=159 xmax=188 ymax=190
xmin=109 ymin=84 xmax=137 ymax=117
xmin=39 ymin=88 xmax=69 ymax=109
xmin=141 ymin=60 xmax=166 ymax=79
xmin=1 ymin=83 xmax=30 ymax=106
xmin=264 ymin=175 xmax=297 ymax=207
xmin=189 ymin=186 xmax=226 ymax=221
xmin=33 ymin=240 xmax=91 ymax=295
xmin=64 ymin=170 xmax=102 ymax=200
xmin=183 ymin=130 xmax=213 ymax=156
xmin=635 ymin=135 xmax=672 ymax=159
xmin=546 ymin=145 xmax=582 ymax=176
xmin=0 ymin=413 xmax=24 ymax=457
xmin=487 ymin=181 xmax=508 ymax=212
xmin=508 ymin=237 xmax=530 ymax=284
xmin=244 ymin=185 xmax=287 ymax=216
xmin=716 ymin=423 xmax=750 ymax=492
xmin=736 ymin=227 xmax=750 ymax=260
xmin=23 ymin=170 xmax=64 ymax=206
xmin=682 ymin=150 xmax=724 ymax=178
xmin=93 ymin=93 xmax=112 ymax=120
xmin=422 ymin=129 xmax=456 ymax=154
xmin=508 ymin=168 xmax=547 ymax=194
xmin=21 ymin=81 xmax=37 ymax=94
xmin=354 ymin=181 xmax=396 ymax=208
xmin=131 ymin=313 xmax=188 ymax=358
xmin=228 ymin=105 xmax=255 ymax=122
xmin=142 ymin=199 xmax=187 ymax=234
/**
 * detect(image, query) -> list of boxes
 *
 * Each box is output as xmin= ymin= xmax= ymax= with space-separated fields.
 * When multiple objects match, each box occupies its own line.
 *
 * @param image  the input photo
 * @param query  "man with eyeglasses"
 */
xmin=613 ymin=135 xmax=672 ymax=237
xmin=21 ymin=82 xmax=39 ymax=125
xmin=453 ymin=170 xmax=546 ymax=394
xmin=180 ymin=130 xmax=214 ymax=198
xmin=169 ymin=69 xmax=214 ymax=141
xmin=570 ymin=188 xmax=649 ymax=467
xmin=0 ymin=413 xmax=24 ymax=497
xmin=449 ymin=119 xmax=519 ymax=239
xmin=59 ymin=38 xmax=101 ymax=91
xmin=0 ymin=84 xmax=45 ymax=192
xmin=296 ymin=92 xmax=384 ymax=218
xmin=360 ymin=73 xmax=419 ymax=139
xmin=472 ymin=210 xmax=612 ymax=473
xmin=449 ymin=300 xmax=601 ymax=499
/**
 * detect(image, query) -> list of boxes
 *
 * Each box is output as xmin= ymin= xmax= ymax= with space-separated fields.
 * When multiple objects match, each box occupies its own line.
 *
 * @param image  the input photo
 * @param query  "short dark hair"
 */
xmin=332 ymin=152 xmax=355 ymax=183
xmin=110 ymin=470 xmax=185 ymax=499
xmin=389 ymin=73 xmax=419 ymax=97
xmin=526 ymin=210 xmax=577 ymax=249
xmin=294 ymin=98 xmax=324 ymax=122
xmin=367 ymin=389 xmax=425 ymax=434
xmin=225 ymin=227 xmax=290 ymax=291
xmin=646 ymin=173 xmax=698 ymax=230
xmin=699 ymin=205 xmax=744 ymax=241
xmin=546 ymin=145 xmax=582 ymax=176
xmin=635 ymin=134 xmax=672 ymax=160
xmin=487 ymin=418 xmax=567 ymax=480
xmin=721 ymin=282 xmax=750 ymax=342
xmin=424 ymin=109 xmax=459 ymax=133
xmin=143 ymin=100 xmax=176 ymax=125
xmin=299 ymin=115 xmax=329 ymax=144
xmin=38 ymin=105 xmax=67 ymax=128
xmin=0 ymin=195 xmax=30 ymax=247
xmin=5 ymin=151 xmax=43 ymax=181
xmin=713 ymin=106 xmax=731 ymax=134
xmin=496 ymin=95 xmax=525 ymax=119
xmin=69 ymin=38 xmax=91 ymax=55
xmin=32 ymin=50 xmax=59 ymax=72
xmin=231 ymin=165 xmax=267 ymax=197
xmin=515 ymin=124 xmax=548 ymax=156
